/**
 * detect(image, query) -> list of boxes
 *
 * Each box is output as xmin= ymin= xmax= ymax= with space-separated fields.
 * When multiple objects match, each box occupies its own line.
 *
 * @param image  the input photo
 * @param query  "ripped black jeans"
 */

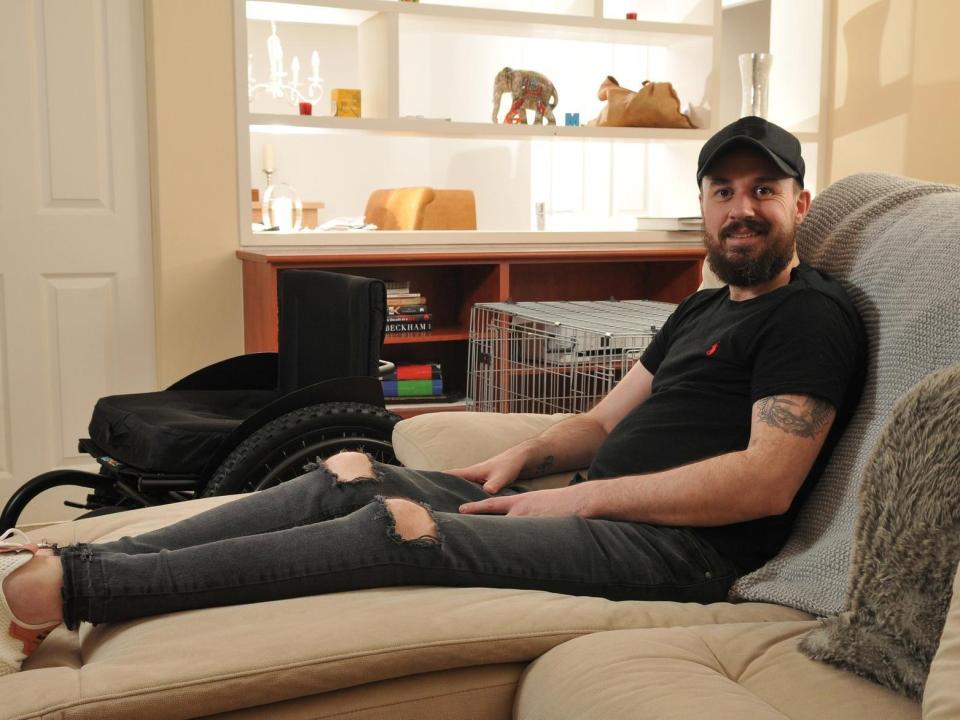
xmin=59 ymin=461 xmax=739 ymax=629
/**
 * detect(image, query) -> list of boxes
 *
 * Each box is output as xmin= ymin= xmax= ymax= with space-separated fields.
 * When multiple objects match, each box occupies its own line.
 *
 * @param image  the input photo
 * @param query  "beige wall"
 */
xmin=145 ymin=0 xmax=244 ymax=387
xmin=829 ymin=0 xmax=960 ymax=184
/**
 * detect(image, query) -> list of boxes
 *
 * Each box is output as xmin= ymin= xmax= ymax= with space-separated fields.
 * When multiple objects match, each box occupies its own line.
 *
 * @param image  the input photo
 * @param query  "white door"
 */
xmin=0 ymin=0 xmax=156 ymax=524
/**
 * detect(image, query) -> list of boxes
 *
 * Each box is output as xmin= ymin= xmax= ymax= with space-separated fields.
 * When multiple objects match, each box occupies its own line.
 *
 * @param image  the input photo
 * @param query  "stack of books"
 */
xmin=381 ymin=363 xmax=444 ymax=400
xmin=385 ymin=281 xmax=432 ymax=334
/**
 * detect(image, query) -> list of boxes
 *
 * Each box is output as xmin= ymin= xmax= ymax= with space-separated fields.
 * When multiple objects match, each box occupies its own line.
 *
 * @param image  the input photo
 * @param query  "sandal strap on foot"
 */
xmin=1 ymin=547 xmax=61 ymax=676
xmin=0 ymin=528 xmax=41 ymax=556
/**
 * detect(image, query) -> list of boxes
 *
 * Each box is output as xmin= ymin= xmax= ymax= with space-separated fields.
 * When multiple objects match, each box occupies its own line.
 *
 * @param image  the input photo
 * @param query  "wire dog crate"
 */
xmin=467 ymin=299 xmax=676 ymax=413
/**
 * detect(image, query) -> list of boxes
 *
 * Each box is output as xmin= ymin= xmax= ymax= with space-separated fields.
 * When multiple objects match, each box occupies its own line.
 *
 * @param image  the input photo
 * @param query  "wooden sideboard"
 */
xmin=237 ymin=246 xmax=704 ymax=415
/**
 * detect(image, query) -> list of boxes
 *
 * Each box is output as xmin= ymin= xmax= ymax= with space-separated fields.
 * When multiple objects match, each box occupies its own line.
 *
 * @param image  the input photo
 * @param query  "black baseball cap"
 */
xmin=697 ymin=116 xmax=804 ymax=187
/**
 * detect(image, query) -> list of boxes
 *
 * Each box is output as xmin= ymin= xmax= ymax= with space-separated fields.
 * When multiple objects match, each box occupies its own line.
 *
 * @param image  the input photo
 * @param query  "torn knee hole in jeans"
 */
xmin=304 ymin=450 xmax=383 ymax=485
xmin=375 ymin=496 xmax=442 ymax=548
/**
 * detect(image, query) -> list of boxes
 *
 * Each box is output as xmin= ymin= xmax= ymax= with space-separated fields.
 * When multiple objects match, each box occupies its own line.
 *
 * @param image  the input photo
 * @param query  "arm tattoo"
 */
xmin=756 ymin=396 xmax=833 ymax=438
xmin=535 ymin=455 xmax=555 ymax=475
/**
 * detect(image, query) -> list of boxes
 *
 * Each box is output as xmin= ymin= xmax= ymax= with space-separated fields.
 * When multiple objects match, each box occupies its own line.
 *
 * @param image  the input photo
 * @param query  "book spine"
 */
xmin=387 ymin=295 xmax=426 ymax=304
xmin=381 ymin=379 xmax=443 ymax=396
xmin=385 ymin=313 xmax=432 ymax=323
xmin=385 ymin=321 xmax=432 ymax=333
xmin=384 ymin=281 xmax=410 ymax=293
xmin=383 ymin=363 xmax=441 ymax=381
xmin=398 ymin=363 xmax=441 ymax=380
xmin=393 ymin=304 xmax=429 ymax=315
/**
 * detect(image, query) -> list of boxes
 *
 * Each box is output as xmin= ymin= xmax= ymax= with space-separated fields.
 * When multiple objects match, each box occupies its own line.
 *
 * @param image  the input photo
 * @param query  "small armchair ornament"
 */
xmin=492 ymin=67 xmax=558 ymax=125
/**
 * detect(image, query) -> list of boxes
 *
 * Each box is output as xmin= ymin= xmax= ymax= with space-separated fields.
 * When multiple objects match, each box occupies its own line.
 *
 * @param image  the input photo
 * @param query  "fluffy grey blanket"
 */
xmin=800 ymin=365 xmax=960 ymax=700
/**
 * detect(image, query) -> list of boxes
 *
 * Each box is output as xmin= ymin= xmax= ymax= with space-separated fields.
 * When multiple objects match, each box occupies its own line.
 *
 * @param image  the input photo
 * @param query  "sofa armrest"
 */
xmin=392 ymin=411 xmax=581 ymax=489
xmin=923 ymin=561 xmax=960 ymax=717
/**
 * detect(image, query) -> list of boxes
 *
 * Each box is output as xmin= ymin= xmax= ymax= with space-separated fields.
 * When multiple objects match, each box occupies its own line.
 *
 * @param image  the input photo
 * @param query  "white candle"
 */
xmin=262 ymin=143 xmax=275 ymax=173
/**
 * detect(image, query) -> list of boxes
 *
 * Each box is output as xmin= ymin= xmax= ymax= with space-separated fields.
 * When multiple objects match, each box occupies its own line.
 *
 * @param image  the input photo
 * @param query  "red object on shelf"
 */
xmin=299 ymin=101 xmax=313 ymax=116
xmin=626 ymin=11 xmax=637 ymax=19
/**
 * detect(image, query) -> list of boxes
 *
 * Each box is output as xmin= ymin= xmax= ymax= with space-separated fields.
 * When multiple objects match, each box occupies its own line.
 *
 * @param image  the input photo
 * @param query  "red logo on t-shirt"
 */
xmin=706 ymin=342 xmax=719 ymax=357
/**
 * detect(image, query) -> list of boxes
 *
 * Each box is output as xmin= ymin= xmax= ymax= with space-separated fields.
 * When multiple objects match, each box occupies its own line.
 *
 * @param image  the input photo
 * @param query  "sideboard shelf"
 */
xmin=238 ymin=244 xmax=704 ymax=416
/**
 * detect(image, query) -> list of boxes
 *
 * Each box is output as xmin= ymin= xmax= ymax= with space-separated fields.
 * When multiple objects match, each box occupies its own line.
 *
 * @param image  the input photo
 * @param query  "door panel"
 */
xmin=0 ymin=0 xmax=156 ymax=524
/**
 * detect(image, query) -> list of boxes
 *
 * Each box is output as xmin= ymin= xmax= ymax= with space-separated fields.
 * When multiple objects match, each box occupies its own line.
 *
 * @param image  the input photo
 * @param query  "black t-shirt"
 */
xmin=587 ymin=262 xmax=866 ymax=571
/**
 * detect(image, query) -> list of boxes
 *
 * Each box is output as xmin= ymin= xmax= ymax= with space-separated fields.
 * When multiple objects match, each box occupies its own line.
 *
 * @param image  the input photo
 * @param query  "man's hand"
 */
xmin=446 ymin=413 xmax=614 ymax=495
xmin=445 ymin=450 xmax=527 ymax=495
xmin=459 ymin=486 xmax=588 ymax=517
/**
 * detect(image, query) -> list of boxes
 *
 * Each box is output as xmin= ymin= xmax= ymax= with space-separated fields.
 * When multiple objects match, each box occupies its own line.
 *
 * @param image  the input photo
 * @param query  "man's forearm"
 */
xmin=515 ymin=414 xmax=608 ymax=479
xmin=463 ymin=392 xmax=830 ymax=522
xmin=577 ymin=450 xmax=794 ymax=526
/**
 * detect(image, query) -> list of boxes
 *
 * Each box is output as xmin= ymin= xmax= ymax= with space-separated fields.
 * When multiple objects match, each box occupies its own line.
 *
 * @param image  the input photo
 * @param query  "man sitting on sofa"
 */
xmin=0 ymin=117 xmax=864 ymax=677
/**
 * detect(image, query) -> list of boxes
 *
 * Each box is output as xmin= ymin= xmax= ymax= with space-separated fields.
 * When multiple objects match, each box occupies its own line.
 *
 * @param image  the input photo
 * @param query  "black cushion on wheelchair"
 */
xmin=88 ymin=390 xmax=278 ymax=474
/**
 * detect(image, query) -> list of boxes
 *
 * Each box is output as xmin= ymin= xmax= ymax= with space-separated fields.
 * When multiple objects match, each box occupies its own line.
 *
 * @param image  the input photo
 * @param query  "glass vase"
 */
xmin=262 ymin=182 xmax=303 ymax=232
xmin=738 ymin=53 xmax=773 ymax=119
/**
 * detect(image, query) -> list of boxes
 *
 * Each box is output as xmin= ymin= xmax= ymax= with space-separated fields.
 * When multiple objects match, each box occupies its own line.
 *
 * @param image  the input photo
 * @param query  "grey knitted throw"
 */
xmin=729 ymin=173 xmax=960 ymax=616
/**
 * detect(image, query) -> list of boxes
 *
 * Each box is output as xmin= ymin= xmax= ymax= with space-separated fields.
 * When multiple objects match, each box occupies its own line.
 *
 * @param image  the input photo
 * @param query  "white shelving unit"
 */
xmin=248 ymin=114 xmax=715 ymax=139
xmin=233 ymin=0 xmax=830 ymax=246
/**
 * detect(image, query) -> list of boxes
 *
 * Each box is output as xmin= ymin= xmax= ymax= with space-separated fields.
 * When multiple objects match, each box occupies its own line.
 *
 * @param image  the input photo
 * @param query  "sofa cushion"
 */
xmin=732 ymin=173 xmax=960 ymax=616
xmin=5 ymin=499 xmax=811 ymax=720
xmin=207 ymin=664 xmax=525 ymax=720
xmin=923 ymin=561 xmax=960 ymax=719
xmin=393 ymin=411 xmax=578 ymax=489
xmin=799 ymin=365 xmax=960 ymax=699
xmin=515 ymin=622 xmax=921 ymax=720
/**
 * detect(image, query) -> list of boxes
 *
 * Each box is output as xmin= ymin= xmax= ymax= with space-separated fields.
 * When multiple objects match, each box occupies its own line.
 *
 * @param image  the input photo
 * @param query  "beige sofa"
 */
xmin=5 ymin=173 xmax=960 ymax=719
xmin=393 ymin=404 xmax=958 ymax=720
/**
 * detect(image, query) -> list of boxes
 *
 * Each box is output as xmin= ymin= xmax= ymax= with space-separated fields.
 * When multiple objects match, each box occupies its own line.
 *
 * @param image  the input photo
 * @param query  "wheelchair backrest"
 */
xmin=277 ymin=270 xmax=387 ymax=395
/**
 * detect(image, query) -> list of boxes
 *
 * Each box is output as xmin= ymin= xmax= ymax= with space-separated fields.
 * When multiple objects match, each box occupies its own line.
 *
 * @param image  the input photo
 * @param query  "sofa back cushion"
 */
xmin=731 ymin=173 xmax=960 ymax=616
xmin=392 ymin=411 xmax=578 ymax=489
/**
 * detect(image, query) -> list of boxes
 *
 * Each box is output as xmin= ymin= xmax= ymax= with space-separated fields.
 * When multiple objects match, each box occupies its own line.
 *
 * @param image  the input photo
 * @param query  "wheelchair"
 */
xmin=1 ymin=270 xmax=401 ymax=531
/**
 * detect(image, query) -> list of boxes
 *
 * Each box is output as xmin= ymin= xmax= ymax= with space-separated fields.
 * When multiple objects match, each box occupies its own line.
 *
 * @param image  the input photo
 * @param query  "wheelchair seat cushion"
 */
xmin=88 ymin=390 xmax=279 ymax=474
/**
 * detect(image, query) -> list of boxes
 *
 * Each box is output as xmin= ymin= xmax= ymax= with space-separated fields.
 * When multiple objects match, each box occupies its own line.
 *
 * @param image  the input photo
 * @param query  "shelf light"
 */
xmin=246 ymin=1 xmax=375 ymax=26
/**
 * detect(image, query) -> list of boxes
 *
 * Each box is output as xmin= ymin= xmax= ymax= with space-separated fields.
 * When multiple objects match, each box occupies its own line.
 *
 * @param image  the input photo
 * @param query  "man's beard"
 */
xmin=704 ymin=218 xmax=795 ymax=288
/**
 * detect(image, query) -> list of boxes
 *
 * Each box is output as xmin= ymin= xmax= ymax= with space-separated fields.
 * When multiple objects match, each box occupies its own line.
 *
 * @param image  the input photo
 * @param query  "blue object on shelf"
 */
xmin=564 ymin=112 xmax=580 ymax=126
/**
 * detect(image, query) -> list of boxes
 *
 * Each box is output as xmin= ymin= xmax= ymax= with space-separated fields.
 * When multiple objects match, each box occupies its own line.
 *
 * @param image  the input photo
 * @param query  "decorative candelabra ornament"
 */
xmin=248 ymin=21 xmax=324 ymax=108
xmin=738 ymin=53 xmax=772 ymax=118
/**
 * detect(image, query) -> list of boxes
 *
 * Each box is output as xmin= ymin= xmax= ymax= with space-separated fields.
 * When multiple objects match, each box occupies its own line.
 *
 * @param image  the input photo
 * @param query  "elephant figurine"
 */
xmin=492 ymin=67 xmax=558 ymax=125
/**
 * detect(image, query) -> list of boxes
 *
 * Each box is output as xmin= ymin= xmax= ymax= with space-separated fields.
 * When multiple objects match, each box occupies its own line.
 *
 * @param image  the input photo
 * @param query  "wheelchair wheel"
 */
xmin=202 ymin=402 xmax=400 ymax=497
